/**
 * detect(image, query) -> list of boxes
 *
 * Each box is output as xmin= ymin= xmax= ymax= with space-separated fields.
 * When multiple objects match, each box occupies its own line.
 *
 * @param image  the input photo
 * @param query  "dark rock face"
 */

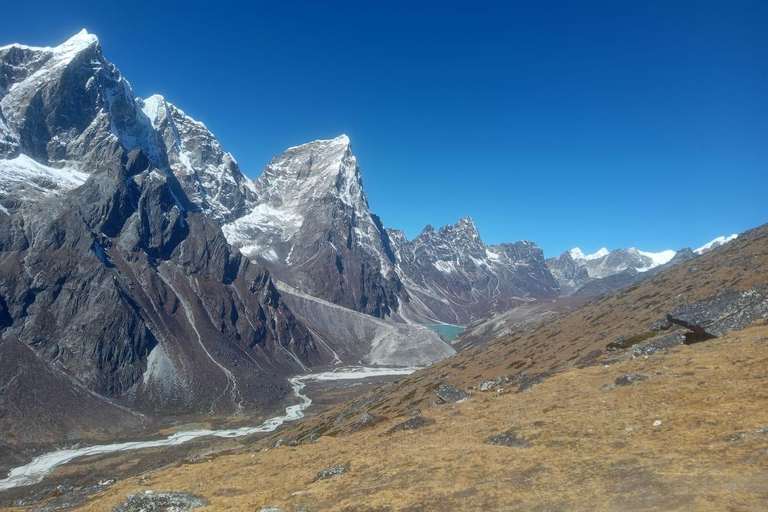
xmin=435 ymin=384 xmax=472 ymax=404
xmin=386 ymin=416 xmax=434 ymax=434
xmin=112 ymin=492 xmax=207 ymax=512
xmin=0 ymin=154 xmax=324 ymax=444
xmin=667 ymin=290 xmax=768 ymax=338
xmin=615 ymin=374 xmax=649 ymax=386
xmin=311 ymin=463 xmax=350 ymax=482
xmin=486 ymin=427 xmax=530 ymax=448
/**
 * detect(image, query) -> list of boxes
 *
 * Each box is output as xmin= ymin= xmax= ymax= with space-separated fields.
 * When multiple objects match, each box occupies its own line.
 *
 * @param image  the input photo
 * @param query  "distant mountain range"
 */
xmin=0 ymin=31 xmax=741 ymax=446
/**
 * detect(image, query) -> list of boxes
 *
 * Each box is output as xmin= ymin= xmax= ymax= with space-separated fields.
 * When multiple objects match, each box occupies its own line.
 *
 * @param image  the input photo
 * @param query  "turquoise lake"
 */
xmin=423 ymin=324 xmax=465 ymax=342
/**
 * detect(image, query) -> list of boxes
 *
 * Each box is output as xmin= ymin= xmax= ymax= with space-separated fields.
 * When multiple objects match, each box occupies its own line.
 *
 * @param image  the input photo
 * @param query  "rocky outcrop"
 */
xmin=667 ymin=290 xmax=768 ymax=339
xmin=435 ymin=384 xmax=472 ymax=404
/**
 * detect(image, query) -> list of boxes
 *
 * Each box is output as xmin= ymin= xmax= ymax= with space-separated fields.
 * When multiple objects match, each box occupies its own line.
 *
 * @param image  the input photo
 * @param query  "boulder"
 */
xmin=486 ymin=427 xmax=530 ymax=448
xmin=386 ymin=416 xmax=434 ymax=435
xmin=632 ymin=333 xmax=686 ymax=357
xmin=615 ymin=374 xmax=649 ymax=386
xmin=112 ymin=492 xmax=207 ymax=512
xmin=435 ymin=384 xmax=472 ymax=404
xmin=311 ymin=463 xmax=350 ymax=482
xmin=477 ymin=375 xmax=510 ymax=392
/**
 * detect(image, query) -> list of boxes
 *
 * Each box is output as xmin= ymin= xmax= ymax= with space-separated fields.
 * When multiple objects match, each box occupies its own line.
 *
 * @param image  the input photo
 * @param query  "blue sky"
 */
xmin=2 ymin=1 xmax=766 ymax=257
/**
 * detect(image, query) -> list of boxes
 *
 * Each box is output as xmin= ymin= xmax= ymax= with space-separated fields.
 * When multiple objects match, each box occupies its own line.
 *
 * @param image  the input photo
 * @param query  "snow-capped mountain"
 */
xmin=388 ymin=218 xmax=558 ymax=324
xmin=223 ymin=135 xmax=403 ymax=318
xmin=223 ymin=138 xmax=561 ymax=325
xmin=0 ymin=30 xmax=256 ymax=220
xmin=0 ymin=31 xmax=455 ymax=446
xmin=548 ymin=236 xmax=735 ymax=296
xmin=695 ymin=234 xmax=738 ymax=255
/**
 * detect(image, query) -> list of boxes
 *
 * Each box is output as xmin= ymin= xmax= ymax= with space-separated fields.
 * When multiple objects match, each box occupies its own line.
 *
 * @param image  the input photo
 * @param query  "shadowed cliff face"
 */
xmin=0 ymin=149 xmax=325 ymax=446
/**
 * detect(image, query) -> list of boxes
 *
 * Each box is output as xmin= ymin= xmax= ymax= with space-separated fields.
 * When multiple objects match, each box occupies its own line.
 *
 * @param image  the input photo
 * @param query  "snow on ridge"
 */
xmin=636 ymin=249 xmax=676 ymax=267
xmin=694 ymin=234 xmax=738 ymax=255
xmin=569 ymin=247 xmax=609 ymax=261
xmin=0 ymin=155 xmax=89 ymax=198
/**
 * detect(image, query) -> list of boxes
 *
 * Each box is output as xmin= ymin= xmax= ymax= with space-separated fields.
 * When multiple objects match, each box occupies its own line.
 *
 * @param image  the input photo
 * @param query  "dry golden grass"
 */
xmin=33 ymin=323 xmax=768 ymax=512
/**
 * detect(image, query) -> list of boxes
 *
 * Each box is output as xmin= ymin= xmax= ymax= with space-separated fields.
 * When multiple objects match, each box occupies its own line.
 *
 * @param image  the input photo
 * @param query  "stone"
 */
xmin=477 ymin=375 xmax=510 ymax=392
xmin=486 ymin=427 xmax=530 ymax=448
xmin=650 ymin=317 xmax=673 ymax=331
xmin=653 ymin=420 xmax=662 ymax=427
xmin=112 ymin=492 xmax=208 ymax=511
xmin=386 ymin=416 xmax=434 ymax=434
xmin=435 ymin=384 xmax=472 ymax=404
xmin=311 ymin=463 xmax=350 ymax=482
xmin=632 ymin=333 xmax=686 ymax=357
xmin=615 ymin=374 xmax=649 ymax=386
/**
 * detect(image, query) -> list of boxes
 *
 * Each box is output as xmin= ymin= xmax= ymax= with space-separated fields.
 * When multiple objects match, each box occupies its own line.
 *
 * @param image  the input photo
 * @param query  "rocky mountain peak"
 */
xmin=250 ymin=134 xmax=367 ymax=223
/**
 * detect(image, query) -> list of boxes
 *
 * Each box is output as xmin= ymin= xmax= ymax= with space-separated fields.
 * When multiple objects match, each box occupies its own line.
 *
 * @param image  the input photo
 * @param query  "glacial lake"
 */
xmin=424 ymin=324 xmax=465 ymax=341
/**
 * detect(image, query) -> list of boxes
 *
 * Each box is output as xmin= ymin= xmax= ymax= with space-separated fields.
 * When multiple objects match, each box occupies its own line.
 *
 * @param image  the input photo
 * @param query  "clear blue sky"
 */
xmin=3 ymin=1 xmax=766 ymax=257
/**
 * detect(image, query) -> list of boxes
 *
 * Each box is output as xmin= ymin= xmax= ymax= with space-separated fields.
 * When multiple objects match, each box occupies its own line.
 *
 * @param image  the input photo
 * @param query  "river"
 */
xmin=0 ymin=366 xmax=417 ymax=492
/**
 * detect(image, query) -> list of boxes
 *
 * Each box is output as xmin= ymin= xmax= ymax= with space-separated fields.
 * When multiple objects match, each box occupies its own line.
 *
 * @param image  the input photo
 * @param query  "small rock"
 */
xmin=386 ymin=416 xmax=434 ymax=434
xmin=650 ymin=317 xmax=673 ymax=331
xmin=632 ymin=333 xmax=685 ymax=357
xmin=614 ymin=374 xmax=649 ymax=386
xmin=405 ymin=408 xmax=422 ymax=418
xmin=486 ymin=427 xmax=530 ymax=448
xmin=435 ymin=384 xmax=472 ymax=404
xmin=259 ymin=508 xmax=283 ymax=512
xmin=348 ymin=412 xmax=381 ymax=434
xmin=112 ymin=492 xmax=208 ymax=512
xmin=311 ymin=463 xmax=350 ymax=482
xmin=477 ymin=375 xmax=510 ymax=392
xmin=653 ymin=420 xmax=662 ymax=427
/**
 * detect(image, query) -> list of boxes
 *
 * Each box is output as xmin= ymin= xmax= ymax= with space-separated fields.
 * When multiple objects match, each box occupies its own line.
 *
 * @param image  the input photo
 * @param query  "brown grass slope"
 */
xmin=272 ymin=223 xmax=768 ymax=441
xmin=19 ymin=222 xmax=768 ymax=511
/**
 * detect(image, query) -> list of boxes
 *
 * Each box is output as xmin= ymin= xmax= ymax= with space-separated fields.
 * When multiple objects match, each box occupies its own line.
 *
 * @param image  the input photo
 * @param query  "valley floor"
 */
xmin=19 ymin=322 xmax=767 ymax=511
